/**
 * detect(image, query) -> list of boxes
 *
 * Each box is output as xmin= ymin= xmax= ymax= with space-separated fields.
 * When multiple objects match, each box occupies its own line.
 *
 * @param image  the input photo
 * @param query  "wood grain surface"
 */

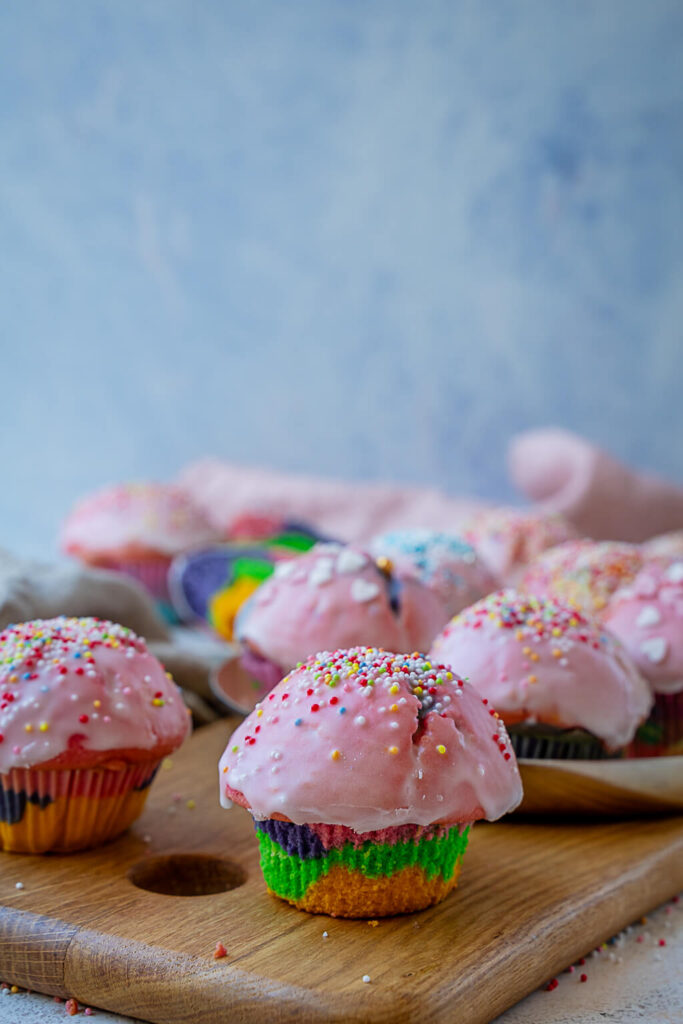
xmin=0 ymin=720 xmax=682 ymax=1024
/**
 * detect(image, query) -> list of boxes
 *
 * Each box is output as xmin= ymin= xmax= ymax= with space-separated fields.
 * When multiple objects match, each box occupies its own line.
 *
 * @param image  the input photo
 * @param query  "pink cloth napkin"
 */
xmin=178 ymin=430 xmax=683 ymax=548
xmin=176 ymin=458 xmax=485 ymax=543
xmin=508 ymin=428 xmax=683 ymax=542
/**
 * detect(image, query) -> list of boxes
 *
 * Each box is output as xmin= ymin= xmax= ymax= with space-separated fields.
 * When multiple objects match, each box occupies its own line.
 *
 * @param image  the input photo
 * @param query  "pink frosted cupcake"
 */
xmin=461 ymin=508 xmax=578 ymax=585
xmin=520 ymin=540 xmax=643 ymax=619
xmin=429 ymin=591 xmax=651 ymax=760
xmin=369 ymin=530 xmax=497 ymax=626
xmin=604 ymin=559 xmax=683 ymax=756
xmin=61 ymin=483 xmax=221 ymax=612
xmin=219 ymin=647 xmax=522 ymax=917
xmin=0 ymin=617 xmax=190 ymax=852
xmin=236 ymin=543 xmax=442 ymax=692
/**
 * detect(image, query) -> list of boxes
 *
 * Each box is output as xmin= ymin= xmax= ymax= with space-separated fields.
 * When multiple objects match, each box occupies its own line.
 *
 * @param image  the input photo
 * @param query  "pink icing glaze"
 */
xmin=370 ymin=530 xmax=497 ymax=622
xmin=461 ymin=508 xmax=578 ymax=585
xmin=429 ymin=591 xmax=652 ymax=750
xmin=0 ymin=618 xmax=191 ymax=771
xmin=520 ymin=540 xmax=643 ymax=618
xmin=219 ymin=647 xmax=523 ymax=831
xmin=604 ymin=559 xmax=683 ymax=695
xmin=236 ymin=544 xmax=419 ymax=672
xmin=61 ymin=483 xmax=221 ymax=561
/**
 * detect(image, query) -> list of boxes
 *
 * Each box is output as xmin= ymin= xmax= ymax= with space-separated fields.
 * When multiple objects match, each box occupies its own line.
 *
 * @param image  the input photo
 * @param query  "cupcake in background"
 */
xmin=0 ymin=617 xmax=191 ymax=852
xmin=519 ymin=539 xmax=643 ymax=619
xmin=235 ymin=542 xmax=443 ymax=693
xmin=219 ymin=647 xmax=522 ymax=918
xmin=369 ymin=529 xmax=497 ymax=622
xmin=461 ymin=508 xmax=578 ymax=585
xmin=429 ymin=591 xmax=651 ymax=760
xmin=604 ymin=559 xmax=683 ymax=756
xmin=61 ymin=482 xmax=222 ymax=620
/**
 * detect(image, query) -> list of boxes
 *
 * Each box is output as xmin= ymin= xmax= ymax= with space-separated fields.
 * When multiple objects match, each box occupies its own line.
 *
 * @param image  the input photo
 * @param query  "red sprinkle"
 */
xmin=79 ymin=714 xmax=89 ymax=724
xmin=65 ymin=998 xmax=79 ymax=1016
xmin=311 ymin=704 xmax=320 ymax=713
xmin=659 ymin=939 xmax=666 ymax=947
xmin=214 ymin=941 xmax=228 ymax=959
xmin=578 ymin=957 xmax=585 ymax=965
xmin=329 ymin=697 xmax=339 ymax=705
xmin=580 ymin=973 xmax=587 ymax=983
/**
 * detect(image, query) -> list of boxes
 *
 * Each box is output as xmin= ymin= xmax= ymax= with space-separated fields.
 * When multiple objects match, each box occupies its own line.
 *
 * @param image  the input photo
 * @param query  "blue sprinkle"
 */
xmin=73 ymin=652 xmax=81 ymax=659
xmin=22 ymin=673 xmax=30 ymax=680
xmin=339 ymin=707 xmax=346 ymax=714
xmin=294 ymin=718 xmax=302 ymax=726
xmin=40 ymin=686 xmax=50 ymax=693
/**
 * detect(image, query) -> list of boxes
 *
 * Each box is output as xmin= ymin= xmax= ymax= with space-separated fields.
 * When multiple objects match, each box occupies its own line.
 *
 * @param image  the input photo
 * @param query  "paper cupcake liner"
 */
xmin=254 ymin=819 xmax=470 ymax=917
xmin=0 ymin=761 xmax=159 ymax=853
xmin=628 ymin=691 xmax=683 ymax=758
xmin=101 ymin=557 xmax=178 ymax=623
xmin=508 ymin=727 xmax=611 ymax=760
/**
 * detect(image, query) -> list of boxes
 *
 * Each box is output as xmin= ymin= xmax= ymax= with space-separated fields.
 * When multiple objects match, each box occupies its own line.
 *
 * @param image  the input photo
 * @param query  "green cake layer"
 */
xmin=256 ymin=825 xmax=470 ymax=902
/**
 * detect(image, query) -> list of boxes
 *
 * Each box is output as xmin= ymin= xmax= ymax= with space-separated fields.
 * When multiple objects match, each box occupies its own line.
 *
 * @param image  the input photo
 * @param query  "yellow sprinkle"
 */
xmin=552 ymin=648 xmax=562 ymax=659
xmin=152 ymin=698 xmax=165 ymax=707
xmin=186 ymin=799 xmax=196 ymax=810
xmin=515 ymin=630 xmax=524 ymax=641
xmin=569 ymin=618 xmax=578 ymax=627
xmin=522 ymin=646 xmax=531 ymax=655
xmin=256 ymin=709 xmax=263 ymax=718
xmin=493 ymin=711 xmax=500 ymax=719
xmin=552 ymin=628 xmax=562 ymax=637
xmin=39 ymin=722 xmax=49 ymax=732
xmin=331 ymin=749 xmax=341 ymax=761
xmin=388 ymin=746 xmax=399 ymax=755
xmin=530 ymin=652 xmax=539 ymax=662
xmin=367 ymin=920 xmax=379 ymax=927
xmin=24 ymin=724 xmax=33 ymax=733
xmin=436 ymin=744 xmax=446 ymax=755
xmin=222 ymin=765 xmax=228 ymax=772
xmin=390 ymin=704 xmax=399 ymax=713
xmin=93 ymin=699 xmax=102 ymax=709
xmin=414 ymin=686 xmax=423 ymax=696
xmin=389 ymin=684 xmax=400 ymax=695
xmin=528 ymin=675 xmax=537 ymax=684
xmin=446 ymin=672 xmax=453 ymax=680
xmin=10 ymin=986 xmax=18 ymax=994
xmin=162 ymin=758 xmax=173 ymax=770
xmin=166 ymin=671 xmax=174 ymax=679
xmin=424 ymin=662 xmax=431 ymax=670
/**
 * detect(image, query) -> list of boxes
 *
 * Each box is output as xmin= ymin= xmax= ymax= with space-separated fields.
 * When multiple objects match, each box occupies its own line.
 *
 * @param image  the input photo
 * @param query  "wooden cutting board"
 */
xmin=1 ymin=719 xmax=682 ymax=1024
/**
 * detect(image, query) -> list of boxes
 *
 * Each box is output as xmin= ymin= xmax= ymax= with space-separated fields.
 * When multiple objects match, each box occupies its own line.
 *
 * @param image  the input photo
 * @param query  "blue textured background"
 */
xmin=2 ymin=1 xmax=683 ymax=558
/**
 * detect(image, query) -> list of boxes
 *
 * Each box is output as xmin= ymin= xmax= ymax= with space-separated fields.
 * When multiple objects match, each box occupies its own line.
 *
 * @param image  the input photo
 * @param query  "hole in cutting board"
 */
xmin=128 ymin=853 xmax=246 ymax=897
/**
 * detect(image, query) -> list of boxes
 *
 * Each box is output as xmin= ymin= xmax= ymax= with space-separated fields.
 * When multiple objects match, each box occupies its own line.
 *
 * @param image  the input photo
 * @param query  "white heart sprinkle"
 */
xmin=640 ymin=637 xmax=668 ymax=664
xmin=351 ymin=578 xmax=380 ymax=603
xmin=274 ymin=560 xmax=297 ymax=579
xmin=665 ymin=562 xmax=683 ymax=584
xmin=636 ymin=605 xmax=662 ymax=628
xmin=308 ymin=558 xmax=334 ymax=586
xmin=336 ymin=548 xmax=368 ymax=574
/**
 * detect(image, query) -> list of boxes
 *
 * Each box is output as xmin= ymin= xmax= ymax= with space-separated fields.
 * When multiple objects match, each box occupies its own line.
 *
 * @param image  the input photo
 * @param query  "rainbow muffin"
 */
xmin=604 ymin=559 xmax=683 ymax=756
xmin=429 ymin=591 xmax=652 ymax=760
xmin=236 ymin=543 xmax=443 ymax=692
xmin=61 ymin=482 xmax=221 ymax=617
xmin=167 ymin=522 xmax=325 ymax=641
xmin=219 ymin=647 xmax=522 ymax=917
xmin=520 ymin=540 xmax=643 ymax=619
xmin=0 ymin=617 xmax=190 ymax=852
xmin=461 ymin=508 xmax=578 ymax=585
xmin=370 ymin=529 xmax=497 ymax=623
